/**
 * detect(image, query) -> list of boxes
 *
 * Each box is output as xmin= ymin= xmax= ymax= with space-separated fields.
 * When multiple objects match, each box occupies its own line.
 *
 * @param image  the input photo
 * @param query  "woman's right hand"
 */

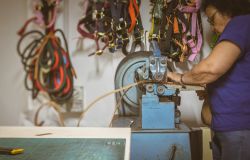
xmin=201 ymin=98 xmax=212 ymax=126
xmin=196 ymin=90 xmax=212 ymax=126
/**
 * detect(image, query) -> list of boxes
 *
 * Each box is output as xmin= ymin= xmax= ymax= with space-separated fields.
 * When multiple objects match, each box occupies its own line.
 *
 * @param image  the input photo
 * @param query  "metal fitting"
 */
xmin=157 ymin=85 xmax=165 ymax=95
xmin=146 ymin=84 xmax=154 ymax=93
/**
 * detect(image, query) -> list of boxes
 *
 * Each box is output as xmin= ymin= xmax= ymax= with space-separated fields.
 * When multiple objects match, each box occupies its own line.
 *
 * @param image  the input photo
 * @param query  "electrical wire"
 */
xmin=34 ymin=100 xmax=65 ymax=126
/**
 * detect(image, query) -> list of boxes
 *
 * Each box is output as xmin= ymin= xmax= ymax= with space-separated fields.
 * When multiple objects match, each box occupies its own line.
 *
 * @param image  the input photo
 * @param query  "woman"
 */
xmin=167 ymin=0 xmax=250 ymax=159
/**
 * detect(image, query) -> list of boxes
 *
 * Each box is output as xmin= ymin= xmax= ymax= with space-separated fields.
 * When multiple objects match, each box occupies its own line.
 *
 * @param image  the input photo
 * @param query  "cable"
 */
xmin=34 ymin=100 xmax=65 ymax=126
xmin=77 ymin=80 xmax=152 ymax=127
xmin=108 ymin=88 xmax=130 ymax=127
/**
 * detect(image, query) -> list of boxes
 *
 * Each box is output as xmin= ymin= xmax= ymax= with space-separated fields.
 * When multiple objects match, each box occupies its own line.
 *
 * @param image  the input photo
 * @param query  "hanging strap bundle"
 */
xmin=17 ymin=0 xmax=76 ymax=104
xmin=77 ymin=0 xmax=144 ymax=56
xmin=77 ymin=0 xmax=111 ymax=56
xmin=127 ymin=0 xmax=145 ymax=54
xmin=149 ymin=0 xmax=203 ymax=62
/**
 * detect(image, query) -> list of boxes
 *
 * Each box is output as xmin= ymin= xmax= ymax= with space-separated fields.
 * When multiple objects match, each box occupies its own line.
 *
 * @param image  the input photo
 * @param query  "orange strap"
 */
xmin=173 ymin=17 xmax=179 ymax=34
xmin=128 ymin=0 xmax=139 ymax=33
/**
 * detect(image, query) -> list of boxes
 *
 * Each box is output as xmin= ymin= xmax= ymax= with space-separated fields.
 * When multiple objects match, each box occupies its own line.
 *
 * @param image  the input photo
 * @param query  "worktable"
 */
xmin=0 ymin=127 xmax=131 ymax=160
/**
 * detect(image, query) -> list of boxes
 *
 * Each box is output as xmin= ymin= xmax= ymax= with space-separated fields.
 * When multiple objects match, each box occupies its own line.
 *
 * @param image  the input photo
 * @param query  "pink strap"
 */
xmin=32 ymin=0 xmax=44 ymax=26
xmin=178 ymin=0 xmax=203 ymax=61
xmin=34 ymin=11 xmax=44 ymax=26
xmin=32 ymin=0 xmax=61 ymax=28
xmin=178 ymin=0 xmax=201 ymax=13
xmin=188 ymin=21 xmax=202 ymax=61
xmin=81 ymin=0 xmax=89 ymax=16
xmin=191 ymin=13 xmax=197 ymax=36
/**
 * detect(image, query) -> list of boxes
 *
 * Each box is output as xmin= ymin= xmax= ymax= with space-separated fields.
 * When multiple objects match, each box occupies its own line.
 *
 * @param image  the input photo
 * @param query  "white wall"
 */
xmin=0 ymin=0 xmax=212 ymax=127
xmin=0 ymin=0 xmax=28 ymax=125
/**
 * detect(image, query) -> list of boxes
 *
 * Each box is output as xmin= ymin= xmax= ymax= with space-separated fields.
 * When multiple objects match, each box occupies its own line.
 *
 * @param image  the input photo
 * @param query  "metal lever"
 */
xmin=168 ymin=145 xmax=177 ymax=160
xmin=128 ymin=120 xmax=134 ymax=127
xmin=150 ymin=40 xmax=161 ymax=57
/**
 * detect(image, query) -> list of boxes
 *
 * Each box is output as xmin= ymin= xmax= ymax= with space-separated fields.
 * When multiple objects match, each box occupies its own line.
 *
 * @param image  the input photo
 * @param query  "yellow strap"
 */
xmin=149 ymin=16 xmax=155 ymax=38
xmin=34 ymin=32 xmax=54 ymax=80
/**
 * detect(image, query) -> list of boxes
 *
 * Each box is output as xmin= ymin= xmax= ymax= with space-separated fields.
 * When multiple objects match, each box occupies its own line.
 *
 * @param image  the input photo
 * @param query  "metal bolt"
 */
xmin=154 ymin=73 xmax=163 ymax=81
xmin=161 ymin=59 xmax=166 ymax=65
xmin=146 ymin=84 xmax=154 ymax=92
xmin=175 ymin=110 xmax=181 ymax=117
xmin=150 ymin=59 xmax=155 ymax=64
xmin=157 ymin=86 xmax=165 ymax=94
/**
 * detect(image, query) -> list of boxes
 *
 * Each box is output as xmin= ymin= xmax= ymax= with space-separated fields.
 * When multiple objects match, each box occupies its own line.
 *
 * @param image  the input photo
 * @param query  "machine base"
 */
xmin=112 ymin=116 xmax=192 ymax=160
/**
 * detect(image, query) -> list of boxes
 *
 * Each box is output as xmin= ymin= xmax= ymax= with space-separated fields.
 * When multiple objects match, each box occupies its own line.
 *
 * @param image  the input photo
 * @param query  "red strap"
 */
xmin=63 ymin=76 xmax=71 ymax=94
xmin=54 ymin=67 xmax=64 ymax=90
xmin=51 ymin=51 xmax=59 ymax=70
xmin=133 ymin=0 xmax=139 ymax=14
xmin=77 ymin=19 xmax=96 ymax=39
xmin=17 ymin=17 xmax=37 ymax=36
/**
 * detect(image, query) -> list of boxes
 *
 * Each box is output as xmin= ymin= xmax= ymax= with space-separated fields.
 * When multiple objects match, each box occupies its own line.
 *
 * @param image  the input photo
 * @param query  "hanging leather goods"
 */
xmin=130 ymin=14 xmax=145 ymax=53
xmin=130 ymin=33 xmax=144 ymax=53
xmin=77 ymin=17 xmax=96 ymax=40
xmin=149 ymin=17 xmax=159 ymax=41
xmin=151 ymin=0 xmax=203 ymax=62
xmin=130 ymin=0 xmax=145 ymax=52
xmin=88 ymin=34 xmax=110 ymax=56
xmin=172 ymin=38 xmax=188 ymax=62
xmin=158 ymin=0 xmax=177 ymax=56
xmin=187 ymin=17 xmax=202 ymax=61
xmin=17 ymin=0 xmax=59 ymax=35
xmin=149 ymin=0 xmax=164 ymax=41
xmin=128 ymin=0 xmax=139 ymax=33
xmin=109 ymin=0 xmax=131 ymax=55
xmin=177 ymin=0 xmax=203 ymax=61
xmin=107 ymin=32 xmax=116 ymax=53
xmin=121 ymin=33 xmax=130 ymax=56
xmin=17 ymin=17 xmax=37 ymax=36
xmin=77 ymin=0 xmax=111 ymax=56
xmin=121 ymin=0 xmax=144 ymax=55
xmin=17 ymin=0 xmax=76 ymax=104
xmin=173 ymin=17 xmax=180 ymax=34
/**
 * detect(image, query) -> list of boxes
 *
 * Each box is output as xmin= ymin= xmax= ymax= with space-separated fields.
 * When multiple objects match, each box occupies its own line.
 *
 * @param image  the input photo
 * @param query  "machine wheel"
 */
xmin=115 ymin=51 xmax=152 ymax=116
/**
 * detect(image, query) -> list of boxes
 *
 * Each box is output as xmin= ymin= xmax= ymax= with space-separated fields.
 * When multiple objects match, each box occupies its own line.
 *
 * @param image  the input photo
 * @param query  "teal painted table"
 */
xmin=0 ymin=127 xmax=131 ymax=160
xmin=0 ymin=138 xmax=126 ymax=160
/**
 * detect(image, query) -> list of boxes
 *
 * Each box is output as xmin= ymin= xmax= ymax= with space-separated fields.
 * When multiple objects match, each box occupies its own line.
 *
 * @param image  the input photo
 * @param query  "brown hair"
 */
xmin=202 ymin=0 xmax=250 ymax=17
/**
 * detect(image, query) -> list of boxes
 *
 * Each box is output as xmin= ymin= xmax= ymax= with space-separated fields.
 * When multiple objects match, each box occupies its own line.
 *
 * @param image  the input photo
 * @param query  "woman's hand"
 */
xmin=166 ymin=72 xmax=182 ymax=84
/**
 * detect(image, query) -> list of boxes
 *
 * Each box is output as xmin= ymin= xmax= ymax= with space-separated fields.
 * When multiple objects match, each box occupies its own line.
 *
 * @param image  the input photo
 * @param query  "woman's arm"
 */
xmin=167 ymin=40 xmax=242 ymax=85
